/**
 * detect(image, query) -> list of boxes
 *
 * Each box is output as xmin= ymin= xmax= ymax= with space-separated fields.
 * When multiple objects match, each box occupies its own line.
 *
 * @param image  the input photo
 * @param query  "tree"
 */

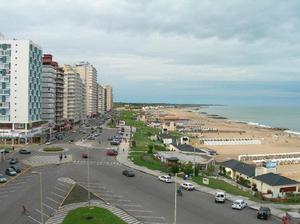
xmin=170 ymin=164 xmax=179 ymax=174
xmin=181 ymin=162 xmax=193 ymax=175
xmin=147 ymin=144 xmax=153 ymax=154
xmin=131 ymin=140 xmax=136 ymax=148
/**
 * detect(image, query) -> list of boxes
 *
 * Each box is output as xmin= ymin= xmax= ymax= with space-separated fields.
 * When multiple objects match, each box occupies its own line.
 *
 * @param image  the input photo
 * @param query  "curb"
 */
xmin=59 ymin=183 xmax=76 ymax=208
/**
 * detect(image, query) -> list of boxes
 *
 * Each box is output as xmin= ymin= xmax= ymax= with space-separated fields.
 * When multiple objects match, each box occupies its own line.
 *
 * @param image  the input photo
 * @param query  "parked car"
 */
xmin=122 ymin=170 xmax=135 ymax=177
xmin=215 ymin=192 xmax=226 ymax=203
xmin=5 ymin=168 xmax=17 ymax=176
xmin=257 ymin=206 xmax=271 ymax=220
xmin=180 ymin=182 xmax=195 ymax=191
xmin=9 ymin=157 xmax=19 ymax=164
xmin=158 ymin=175 xmax=172 ymax=183
xmin=69 ymin=139 xmax=74 ymax=143
xmin=82 ymin=153 xmax=88 ymax=159
xmin=110 ymin=140 xmax=120 ymax=146
xmin=19 ymin=149 xmax=31 ymax=154
xmin=10 ymin=164 xmax=21 ymax=173
xmin=0 ymin=174 xmax=7 ymax=183
xmin=87 ymin=136 xmax=95 ymax=140
xmin=45 ymin=141 xmax=52 ymax=145
xmin=106 ymin=149 xmax=118 ymax=156
xmin=232 ymin=199 xmax=247 ymax=210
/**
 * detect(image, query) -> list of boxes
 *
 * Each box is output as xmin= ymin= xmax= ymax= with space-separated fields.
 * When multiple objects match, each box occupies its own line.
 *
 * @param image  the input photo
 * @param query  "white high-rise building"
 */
xmin=104 ymin=85 xmax=113 ymax=112
xmin=74 ymin=62 xmax=97 ymax=117
xmin=97 ymin=84 xmax=105 ymax=115
xmin=0 ymin=39 xmax=43 ymax=140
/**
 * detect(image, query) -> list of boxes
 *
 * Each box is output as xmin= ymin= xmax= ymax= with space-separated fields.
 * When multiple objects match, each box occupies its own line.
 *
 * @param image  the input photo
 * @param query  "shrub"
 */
xmin=170 ymin=164 xmax=179 ymax=174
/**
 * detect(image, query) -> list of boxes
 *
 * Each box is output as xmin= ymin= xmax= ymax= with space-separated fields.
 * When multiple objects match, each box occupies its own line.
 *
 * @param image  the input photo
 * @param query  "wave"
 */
xmin=247 ymin=122 xmax=272 ymax=129
xmin=284 ymin=130 xmax=300 ymax=136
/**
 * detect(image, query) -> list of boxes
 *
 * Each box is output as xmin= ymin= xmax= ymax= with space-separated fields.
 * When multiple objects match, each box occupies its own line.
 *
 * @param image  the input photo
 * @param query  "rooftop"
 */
xmin=253 ymin=173 xmax=299 ymax=186
xmin=172 ymin=144 xmax=208 ymax=154
xmin=221 ymin=159 xmax=256 ymax=177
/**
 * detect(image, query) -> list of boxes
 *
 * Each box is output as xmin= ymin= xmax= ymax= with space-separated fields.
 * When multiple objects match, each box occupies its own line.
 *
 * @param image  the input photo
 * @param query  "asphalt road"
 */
xmin=0 ymin=121 xmax=281 ymax=224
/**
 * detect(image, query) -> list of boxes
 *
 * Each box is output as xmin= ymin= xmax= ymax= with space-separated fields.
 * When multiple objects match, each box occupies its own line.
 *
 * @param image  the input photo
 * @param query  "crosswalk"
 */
xmin=73 ymin=160 xmax=121 ymax=166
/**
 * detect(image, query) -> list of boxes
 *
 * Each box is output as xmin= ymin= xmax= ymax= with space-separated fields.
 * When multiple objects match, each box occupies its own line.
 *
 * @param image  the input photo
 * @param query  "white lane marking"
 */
xmin=0 ymin=190 xmax=15 ymax=194
xmin=102 ymin=194 xmax=123 ymax=198
xmin=42 ymin=203 xmax=56 ymax=211
xmin=9 ymin=181 xmax=27 ymax=185
xmin=115 ymin=204 xmax=142 ymax=207
xmin=125 ymin=209 xmax=153 ymax=213
xmin=46 ymin=196 xmax=60 ymax=204
xmin=55 ymin=186 xmax=68 ymax=193
xmin=57 ymin=182 xmax=70 ymax=188
xmin=35 ymin=209 xmax=50 ymax=218
xmin=115 ymin=199 xmax=131 ymax=202
xmin=135 ymin=216 xmax=165 ymax=220
xmin=28 ymin=215 xmax=41 ymax=224
xmin=51 ymin=192 xmax=64 ymax=199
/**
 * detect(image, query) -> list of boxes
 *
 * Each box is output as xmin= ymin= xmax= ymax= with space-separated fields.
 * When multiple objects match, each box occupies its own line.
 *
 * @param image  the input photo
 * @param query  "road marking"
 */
xmin=46 ymin=196 xmax=60 ymax=204
xmin=0 ymin=190 xmax=15 ymax=194
xmin=35 ymin=209 xmax=50 ymax=218
xmin=102 ymin=194 xmax=123 ymax=198
xmin=115 ymin=204 xmax=142 ymax=207
xmin=115 ymin=199 xmax=131 ymax=202
xmin=135 ymin=216 xmax=165 ymax=220
xmin=28 ymin=215 xmax=41 ymax=224
xmin=55 ymin=186 xmax=68 ymax=193
xmin=51 ymin=192 xmax=64 ymax=199
xmin=42 ymin=202 xmax=56 ymax=211
xmin=57 ymin=182 xmax=70 ymax=188
xmin=125 ymin=209 xmax=153 ymax=213
xmin=143 ymin=222 xmax=168 ymax=224
xmin=9 ymin=181 xmax=27 ymax=185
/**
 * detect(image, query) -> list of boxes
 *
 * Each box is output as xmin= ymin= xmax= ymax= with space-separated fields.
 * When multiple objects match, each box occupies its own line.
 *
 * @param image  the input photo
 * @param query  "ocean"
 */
xmin=199 ymin=106 xmax=300 ymax=134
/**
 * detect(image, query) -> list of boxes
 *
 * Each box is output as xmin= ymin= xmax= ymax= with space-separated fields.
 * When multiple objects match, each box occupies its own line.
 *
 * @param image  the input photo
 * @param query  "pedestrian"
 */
xmin=282 ymin=213 xmax=289 ymax=224
xmin=123 ymin=148 xmax=125 ymax=152
xmin=22 ymin=205 xmax=27 ymax=214
xmin=59 ymin=153 xmax=63 ymax=161
xmin=64 ymin=152 xmax=67 ymax=158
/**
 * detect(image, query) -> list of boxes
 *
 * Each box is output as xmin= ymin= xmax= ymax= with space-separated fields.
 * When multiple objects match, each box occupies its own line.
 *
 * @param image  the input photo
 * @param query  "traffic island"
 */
xmin=43 ymin=147 xmax=64 ymax=152
xmin=62 ymin=207 xmax=127 ymax=224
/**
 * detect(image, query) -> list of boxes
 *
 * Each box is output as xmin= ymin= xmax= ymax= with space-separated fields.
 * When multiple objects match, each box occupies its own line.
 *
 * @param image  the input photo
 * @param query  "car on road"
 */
xmin=232 ymin=199 xmax=247 ymax=210
xmin=158 ymin=175 xmax=172 ymax=183
xmin=110 ymin=140 xmax=120 ymax=146
xmin=82 ymin=153 xmax=88 ymax=159
xmin=215 ymin=192 xmax=226 ymax=203
xmin=45 ymin=141 xmax=52 ymax=145
xmin=87 ymin=136 xmax=95 ymax=140
xmin=19 ymin=149 xmax=31 ymax=154
xmin=5 ymin=168 xmax=17 ymax=176
xmin=71 ymin=130 xmax=76 ymax=133
xmin=0 ymin=174 xmax=7 ymax=183
xmin=69 ymin=139 xmax=74 ymax=143
xmin=9 ymin=157 xmax=19 ymax=164
xmin=180 ymin=182 xmax=195 ymax=191
xmin=10 ymin=165 xmax=21 ymax=173
xmin=257 ymin=206 xmax=271 ymax=220
xmin=122 ymin=170 xmax=135 ymax=177
xmin=106 ymin=149 xmax=118 ymax=156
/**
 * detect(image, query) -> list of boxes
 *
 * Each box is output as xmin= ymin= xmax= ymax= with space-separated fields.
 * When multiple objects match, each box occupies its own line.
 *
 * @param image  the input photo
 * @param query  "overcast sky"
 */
xmin=1 ymin=0 xmax=300 ymax=105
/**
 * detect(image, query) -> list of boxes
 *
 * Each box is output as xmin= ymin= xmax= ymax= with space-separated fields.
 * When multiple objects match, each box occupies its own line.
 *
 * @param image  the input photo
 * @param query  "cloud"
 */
xmin=1 ymin=0 xmax=300 ymax=104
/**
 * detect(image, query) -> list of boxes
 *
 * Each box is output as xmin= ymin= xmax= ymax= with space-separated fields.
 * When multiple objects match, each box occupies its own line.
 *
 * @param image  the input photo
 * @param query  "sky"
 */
xmin=1 ymin=0 xmax=300 ymax=105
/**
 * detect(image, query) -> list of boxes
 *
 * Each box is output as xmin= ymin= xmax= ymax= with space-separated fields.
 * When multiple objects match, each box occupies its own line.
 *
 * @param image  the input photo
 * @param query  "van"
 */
xmin=215 ymin=192 xmax=226 ymax=203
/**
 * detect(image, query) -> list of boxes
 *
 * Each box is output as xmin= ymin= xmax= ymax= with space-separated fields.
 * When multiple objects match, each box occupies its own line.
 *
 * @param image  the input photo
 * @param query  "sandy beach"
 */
xmin=160 ymin=107 xmax=300 ymax=181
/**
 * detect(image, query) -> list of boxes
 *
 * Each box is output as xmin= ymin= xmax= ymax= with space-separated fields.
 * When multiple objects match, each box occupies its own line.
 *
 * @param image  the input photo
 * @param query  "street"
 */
xmin=0 ymin=122 xmax=281 ymax=224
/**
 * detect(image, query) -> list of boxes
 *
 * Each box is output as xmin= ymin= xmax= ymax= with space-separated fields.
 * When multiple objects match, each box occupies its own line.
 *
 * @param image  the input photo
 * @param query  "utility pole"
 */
xmin=87 ymin=147 xmax=90 ymax=206
xmin=193 ymin=146 xmax=196 ymax=176
xmin=174 ymin=173 xmax=177 ymax=224
xmin=32 ymin=171 xmax=44 ymax=224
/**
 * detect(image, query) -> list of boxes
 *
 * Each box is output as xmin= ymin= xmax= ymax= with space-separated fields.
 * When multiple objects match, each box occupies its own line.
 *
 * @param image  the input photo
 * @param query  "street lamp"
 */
xmin=32 ymin=171 xmax=44 ymax=224
xmin=87 ymin=147 xmax=91 ymax=206
xmin=173 ymin=173 xmax=177 ymax=224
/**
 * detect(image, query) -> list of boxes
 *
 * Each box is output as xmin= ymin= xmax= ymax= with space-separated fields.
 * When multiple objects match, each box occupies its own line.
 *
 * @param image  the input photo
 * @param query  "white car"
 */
xmin=158 ymin=175 xmax=172 ymax=183
xmin=180 ymin=182 xmax=195 ymax=191
xmin=0 ymin=174 xmax=7 ymax=183
xmin=45 ymin=141 xmax=51 ymax=145
xmin=215 ymin=192 xmax=226 ymax=203
xmin=232 ymin=199 xmax=247 ymax=210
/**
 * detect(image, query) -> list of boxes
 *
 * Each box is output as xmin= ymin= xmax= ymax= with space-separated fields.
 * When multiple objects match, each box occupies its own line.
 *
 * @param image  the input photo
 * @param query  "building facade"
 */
xmin=104 ymin=84 xmax=113 ymax=112
xmin=63 ymin=65 xmax=85 ymax=124
xmin=0 ymin=39 xmax=43 ymax=140
xmin=97 ymin=84 xmax=105 ymax=115
xmin=74 ymin=62 xmax=97 ymax=117
xmin=55 ymin=66 xmax=64 ymax=130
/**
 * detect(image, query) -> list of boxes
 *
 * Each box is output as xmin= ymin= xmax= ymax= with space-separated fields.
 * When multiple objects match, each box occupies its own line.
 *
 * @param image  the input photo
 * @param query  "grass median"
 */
xmin=43 ymin=147 xmax=64 ymax=152
xmin=62 ymin=207 xmax=127 ymax=224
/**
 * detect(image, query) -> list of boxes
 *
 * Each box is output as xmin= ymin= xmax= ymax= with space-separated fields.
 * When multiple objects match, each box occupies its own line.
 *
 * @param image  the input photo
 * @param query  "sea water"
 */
xmin=199 ymin=106 xmax=300 ymax=134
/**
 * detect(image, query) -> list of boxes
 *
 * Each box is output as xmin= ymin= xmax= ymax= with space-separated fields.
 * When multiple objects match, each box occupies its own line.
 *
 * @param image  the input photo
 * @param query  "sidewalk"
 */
xmin=117 ymin=141 xmax=299 ymax=221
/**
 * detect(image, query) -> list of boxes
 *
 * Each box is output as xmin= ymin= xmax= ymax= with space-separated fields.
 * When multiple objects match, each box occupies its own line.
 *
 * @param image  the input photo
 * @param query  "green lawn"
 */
xmin=43 ymin=147 xmax=64 ymax=152
xmin=193 ymin=176 xmax=258 ymax=202
xmin=62 ymin=207 xmax=127 ymax=224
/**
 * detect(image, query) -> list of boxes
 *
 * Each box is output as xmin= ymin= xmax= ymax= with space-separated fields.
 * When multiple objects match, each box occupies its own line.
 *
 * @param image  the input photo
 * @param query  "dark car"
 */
xmin=110 ymin=140 xmax=120 ymax=146
xmin=82 ymin=153 xmax=88 ymax=159
xmin=106 ymin=149 xmax=118 ymax=156
xmin=10 ymin=165 xmax=21 ymax=173
xmin=69 ymin=139 xmax=74 ymax=143
xmin=9 ymin=158 xmax=19 ymax=164
xmin=257 ymin=207 xmax=271 ymax=220
xmin=5 ymin=168 xmax=17 ymax=176
xmin=122 ymin=170 xmax=135 ymax=177
xmin=19 ymin=149 xmax=31 ymax=154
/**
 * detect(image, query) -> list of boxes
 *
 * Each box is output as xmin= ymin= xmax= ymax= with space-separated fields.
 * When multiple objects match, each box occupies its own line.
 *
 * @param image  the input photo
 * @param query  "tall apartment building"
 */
xmin=104 ymin=85 xmax=113 ymax=112
xmin=42 ymin=54 xmax=64 ymax=130
xmin=0 ymin=38 xmax=43 ymax=139
xmin=74 ymin=62 xmax=97 ymax=117
xmin=97 ymin=84 xmax=105 ymax=115
xmin=63 ymin=65 xmax=85 ymax=124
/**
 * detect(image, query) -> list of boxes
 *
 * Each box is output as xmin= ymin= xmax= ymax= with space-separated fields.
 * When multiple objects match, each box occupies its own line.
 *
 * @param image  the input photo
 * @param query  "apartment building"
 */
xmin=97 ymin=84 xmax=105 ymax=115
xmin=74 ymin=62 xmax=97 ymax=117
xmin=63 ymin=65 xmax=85 ymax=124
xmin=104 ymin=85 xmax=113 ymax=112
xmin=42 ymin=54 xmax=64 ymax=130
xmin=0 ymin=38 xmax=43 ymax=141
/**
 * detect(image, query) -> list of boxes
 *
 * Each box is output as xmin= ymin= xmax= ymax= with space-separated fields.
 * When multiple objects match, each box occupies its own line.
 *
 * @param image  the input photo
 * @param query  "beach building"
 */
xmin=157 ymin=133 xmax=175 ymax=145
xmin=220 ymin=159 xmax=256 ymax=180
xmin=169 ymin=143 xmax=210 ymax=155
xmin=199 ymin=137 xmax=261 ymax=146
xmin=0 ymin=38 xmax=47 ymax=143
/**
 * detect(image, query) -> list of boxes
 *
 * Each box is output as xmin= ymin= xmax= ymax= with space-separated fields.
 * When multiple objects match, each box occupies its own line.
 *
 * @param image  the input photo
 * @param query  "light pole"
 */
xmin=174 ymin=173 xmax=177 ymax=224
xmin=32 ymin=171 xmax=44 ymax=224
xmin=193 ymin=146 xmax=196 ymax=176
xmin=87 ymin=147 xmax=90 ymax=206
